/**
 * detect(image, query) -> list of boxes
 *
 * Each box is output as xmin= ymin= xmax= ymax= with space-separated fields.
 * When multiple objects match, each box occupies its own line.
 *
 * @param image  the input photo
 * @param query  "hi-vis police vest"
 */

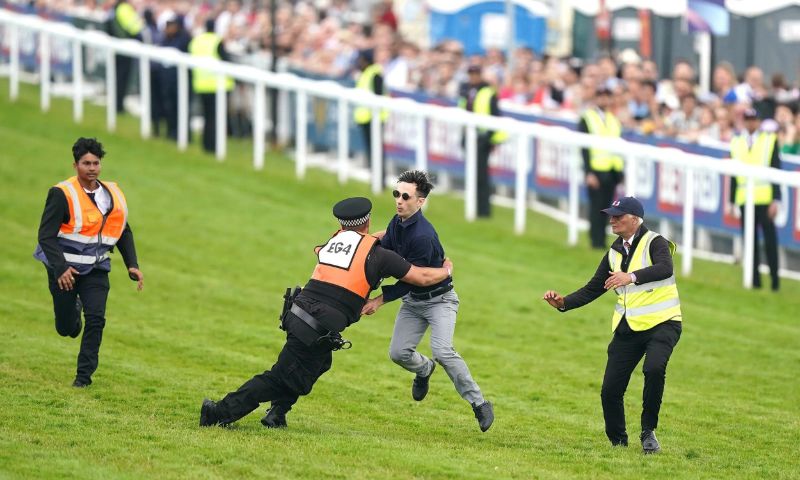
xmin=353 ymin=64 xmax=389 ymax=125
xmin=311 ymin=230 xmax=378 ymax=299
xmin=583 ymin=109 xmax=623 ymax=172
xmin=34 ymin=176 xmax=129 ymax=275
xmin=731 ymin=132 xmax=776 ymax=206
xmin=607 ymin=231 xmax=682 ymax=332
xmin=189 ymin=32 xmax=234 ymax=94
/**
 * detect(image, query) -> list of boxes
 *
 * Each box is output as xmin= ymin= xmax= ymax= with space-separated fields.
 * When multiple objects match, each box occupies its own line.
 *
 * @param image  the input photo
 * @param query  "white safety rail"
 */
xmin=3 ymin=9 xmax=800 ymax=288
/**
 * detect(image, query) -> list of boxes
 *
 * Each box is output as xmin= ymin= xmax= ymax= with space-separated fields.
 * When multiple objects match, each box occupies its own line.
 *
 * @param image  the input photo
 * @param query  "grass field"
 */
xmin=0 ymin=80 xmax=798 ymax=479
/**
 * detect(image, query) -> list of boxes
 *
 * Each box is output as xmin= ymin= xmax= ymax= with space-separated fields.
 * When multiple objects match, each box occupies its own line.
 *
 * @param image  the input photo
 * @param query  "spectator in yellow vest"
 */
xmin=189 ymin=18 xmax=233 ymax=153
xmin=543 ymin=196 xmax=682 ymax=454
xmin=579 ymin=87 xmax=624 ymax=249
xmin=458 ymin=64 xmax=508 ymax=218
xmin=730 ymin=108 xmax=782 ymax=291
xmin=353 ymin=49 xmax=387 ymax=186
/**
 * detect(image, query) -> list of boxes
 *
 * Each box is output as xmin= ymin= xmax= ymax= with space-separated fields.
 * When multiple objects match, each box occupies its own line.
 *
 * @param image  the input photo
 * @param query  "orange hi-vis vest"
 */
xmin=34 ymin=176 xmax=128 ymax=274
xmin=311 ymin=230 xmax=378 ymax=299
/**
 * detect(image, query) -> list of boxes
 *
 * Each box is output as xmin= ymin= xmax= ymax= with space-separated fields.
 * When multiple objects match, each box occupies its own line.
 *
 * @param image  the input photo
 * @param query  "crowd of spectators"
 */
xmin=10 ymin=0 xmax=800 ymax=153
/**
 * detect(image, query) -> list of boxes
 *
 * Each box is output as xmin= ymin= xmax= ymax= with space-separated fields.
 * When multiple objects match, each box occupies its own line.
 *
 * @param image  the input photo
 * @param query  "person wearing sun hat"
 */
xmin=543 ymin=196 xmax=683 ymax=454
xmin=200 ymin=197 xmax=454 ymax=429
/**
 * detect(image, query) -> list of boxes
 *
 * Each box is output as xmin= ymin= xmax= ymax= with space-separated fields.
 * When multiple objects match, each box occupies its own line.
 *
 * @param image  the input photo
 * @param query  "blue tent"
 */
xmin=428 ymin=0 xmax=550 ymax=55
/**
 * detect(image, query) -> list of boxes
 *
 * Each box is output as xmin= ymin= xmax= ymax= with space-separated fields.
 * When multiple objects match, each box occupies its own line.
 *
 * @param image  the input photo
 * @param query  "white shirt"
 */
xmin=623 ymin=234 xmax=636 ymax=255
xmin=84 ymin=184 xmax=111 ymax=215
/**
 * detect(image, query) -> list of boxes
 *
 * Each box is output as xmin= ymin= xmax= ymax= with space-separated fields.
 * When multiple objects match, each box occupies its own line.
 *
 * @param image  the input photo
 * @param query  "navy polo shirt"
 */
xmin=380 ymin=209 xmax=451 ymax=302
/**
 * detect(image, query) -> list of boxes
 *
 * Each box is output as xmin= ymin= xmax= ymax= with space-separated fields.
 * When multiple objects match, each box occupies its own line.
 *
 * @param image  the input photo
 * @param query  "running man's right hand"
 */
xmin=542 ymin=290 xmax=565 ymax=310
xmin=57 ymin=266 xmax=80 ymax=291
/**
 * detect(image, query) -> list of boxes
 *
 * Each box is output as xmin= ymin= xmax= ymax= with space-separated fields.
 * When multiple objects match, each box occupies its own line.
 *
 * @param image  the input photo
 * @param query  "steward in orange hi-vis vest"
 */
xmin=34 ymin=176 xmax=128 ymax=275
xmin=34 ymin=137 xmax=142 ymax=389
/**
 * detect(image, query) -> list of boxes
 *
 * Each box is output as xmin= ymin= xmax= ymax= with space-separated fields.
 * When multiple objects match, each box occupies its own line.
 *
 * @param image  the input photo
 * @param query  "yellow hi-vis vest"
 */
xmin=353 ymin=64 xmax=388 ymax=124
xmin=112 ymin=2 xmax=143 ymax=38
xmin=460 ymin=86 xmax=509 ymax=145
xmin=731 ymin=132 xmax=776 ymax=206
xmin=607 ymin=231 xmax=682 ymax=332
xmin=583 ymin=109 xmax=623 ymax=172
xmin=189 ymin=33 xmax=234 ymax=94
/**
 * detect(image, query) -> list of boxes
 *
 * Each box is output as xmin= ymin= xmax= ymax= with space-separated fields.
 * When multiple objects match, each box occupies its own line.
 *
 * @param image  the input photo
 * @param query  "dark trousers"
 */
xmin=199 ymin=93 xmax=216 ymax=153
xmin=600 ymin=320 xmax=681 ymax=445
xmin=359 ymin=122 xmax=385 ymax=186
xmin=115 ymin=54 xmax=133 ymax=113
xmin=588 ymin=172 xmax=620 ymax=249
xmin=215 ymin=334 xmax=333 ymax=424
xmin=739 ymin=205 xmax=780 ymax=290
xmin=45 ymin=267 xmax=110 ymax=384
xmin=477 ymin=134 xmax=494 ymax=218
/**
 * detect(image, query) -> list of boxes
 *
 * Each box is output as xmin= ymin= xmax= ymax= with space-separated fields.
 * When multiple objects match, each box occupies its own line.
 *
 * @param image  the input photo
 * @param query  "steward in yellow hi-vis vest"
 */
xmin=459 ymin=64 xmax=507 ymax=218
xmin=543 ymin=196 xmax=682 ymax=454
xmin=729 ymin=108 xmax=782 ymax=291
xmin=353 ymin=50 xmax=387 ymax=183
xmin=579 ymin=87 xmax=624 ymax=249
xmin=107 ymin=0 xmax=144 ymax=113
xmin=34 ymin=137 xmax=143 ymax=388
xmin=199 ymin=197 xmax=453 ymax=429
xmin=189 ymin=19 xmax=233 ymax=153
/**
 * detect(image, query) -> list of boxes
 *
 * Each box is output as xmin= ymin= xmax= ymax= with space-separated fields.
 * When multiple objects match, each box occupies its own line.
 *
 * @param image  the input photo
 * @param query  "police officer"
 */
xmin=107 ymin=0 xmax=143 ymax=113
xmin=730 ymin=108 xmax=782 ymax=291
xmin=199 ymin=197 xmax=453 ymax=428
xmin=579 ymin=87 xmax=624 ymax=249
xmin=353 ymin=50 xmax=387 ymax=182
xmin=189 ymin=18 xmax=233 ymax=153
xmin=34 ymin=137 xmax=144 ymax=387
xmin=543 ymin=197 xmax=682 ymax=454
xmin=459 ymin=65 xmax=508 ymax=218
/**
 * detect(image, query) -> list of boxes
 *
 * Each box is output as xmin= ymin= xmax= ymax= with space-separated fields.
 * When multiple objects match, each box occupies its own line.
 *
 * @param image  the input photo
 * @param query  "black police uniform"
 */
xmin=200 ymin=198 xmax=413 ymax=427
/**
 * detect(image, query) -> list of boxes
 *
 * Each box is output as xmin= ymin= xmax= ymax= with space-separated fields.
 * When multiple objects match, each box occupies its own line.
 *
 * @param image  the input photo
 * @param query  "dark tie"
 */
xmin=87 ymin=192 xmax=97 ymax=206
xmin=624 ymin=241 xmax=631 ymax=253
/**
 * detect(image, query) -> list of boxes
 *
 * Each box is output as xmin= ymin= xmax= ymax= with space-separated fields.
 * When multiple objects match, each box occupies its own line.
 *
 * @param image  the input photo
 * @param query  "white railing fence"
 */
xmin=3 ymin=9 xmax=800 ymax=288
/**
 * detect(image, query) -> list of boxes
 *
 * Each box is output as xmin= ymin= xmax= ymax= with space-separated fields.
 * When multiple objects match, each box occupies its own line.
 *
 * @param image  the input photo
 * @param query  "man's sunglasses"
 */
xmin=392 ymin=190 xmax=413 ymax=201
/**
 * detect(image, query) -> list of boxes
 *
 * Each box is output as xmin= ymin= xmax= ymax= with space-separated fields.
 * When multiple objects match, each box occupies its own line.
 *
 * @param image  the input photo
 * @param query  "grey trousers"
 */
xmin=388 ymin=290 xmax=484 ymax=405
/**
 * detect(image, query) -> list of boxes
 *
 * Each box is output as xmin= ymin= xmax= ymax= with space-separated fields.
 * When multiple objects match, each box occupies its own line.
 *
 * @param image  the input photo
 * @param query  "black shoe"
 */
xmin=611 ymin=439 xmax=628 ymax=447
xmin=260 ymin=405 xmax=288 ymax=429
xmin=72 ymin=378 xmax=90 ymax=388
xmin=412 ymin=360 xmax=436 ymax=401
xmin=640 ymin=429 xmax=661 ymax=454
xmin=472 ymin=401 xmax=494 ymax=432
xmin=70 ymin=298 xmax=83 ymax=338
xmin=199 ymin=398 xmax=221 ymax=427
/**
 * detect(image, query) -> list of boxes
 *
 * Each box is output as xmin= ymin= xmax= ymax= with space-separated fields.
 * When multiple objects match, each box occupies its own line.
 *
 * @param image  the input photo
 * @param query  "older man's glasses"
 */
xmin=392 ymin=190 xmax=412 ymax=201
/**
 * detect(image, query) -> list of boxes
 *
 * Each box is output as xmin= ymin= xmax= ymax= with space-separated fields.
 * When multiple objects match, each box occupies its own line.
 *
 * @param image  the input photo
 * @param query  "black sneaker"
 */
xmin=69 ymin=298 xmax=83 ymax=338
xmin=71 ymin=378 xmax=90 ymax=388
xmin=260 ymin=405 xmax=288 ymax=429
xmin=472 ymin=401 xmax=494 ymax=432
xmin=199 ymin=398 xmax=221 ymax=427
xmin=640 ymin=429 xmax=661 ymax=454
xmin=412 ymin=360 xmax=436 ymax=401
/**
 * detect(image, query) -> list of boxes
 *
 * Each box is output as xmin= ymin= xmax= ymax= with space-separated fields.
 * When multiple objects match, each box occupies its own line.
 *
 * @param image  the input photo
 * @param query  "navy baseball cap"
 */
xmin=602 ymin=196 xmax=644 ymax=218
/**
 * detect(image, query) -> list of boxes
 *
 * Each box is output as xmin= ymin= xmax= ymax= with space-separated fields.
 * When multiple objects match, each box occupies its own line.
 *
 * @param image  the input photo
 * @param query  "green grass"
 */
xmin=0 ymin=80 xmax=798 ymax=479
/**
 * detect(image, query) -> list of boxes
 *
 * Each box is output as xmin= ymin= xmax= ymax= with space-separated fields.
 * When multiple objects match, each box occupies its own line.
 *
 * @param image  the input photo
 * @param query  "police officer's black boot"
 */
xmin=472 ymin=401 xmax=494 ymax=432
xmin=261 ymin=405 xmax=288 ymax=429
xmin=199 ymin=398 xmax=223 ymax=427
xmin=640 ymin=429 xmax=660 ymax=454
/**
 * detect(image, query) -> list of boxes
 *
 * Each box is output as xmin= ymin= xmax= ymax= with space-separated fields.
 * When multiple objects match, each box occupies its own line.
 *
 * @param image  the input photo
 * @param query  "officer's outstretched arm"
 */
xmin=401 ymin=258 xmax=453 ymax=287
